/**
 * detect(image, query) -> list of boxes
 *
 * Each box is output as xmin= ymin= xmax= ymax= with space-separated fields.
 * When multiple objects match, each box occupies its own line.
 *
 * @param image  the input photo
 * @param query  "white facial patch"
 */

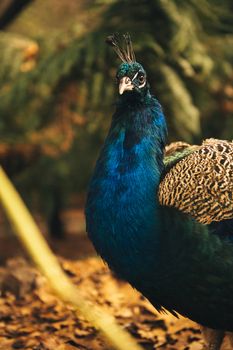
xmin=138 ymin=81 xmax=146 ymax=89
xmin=132 ymin=71 xmax=146 ymax=89
xmin=131 ymin=72 xmax=139 ymax=81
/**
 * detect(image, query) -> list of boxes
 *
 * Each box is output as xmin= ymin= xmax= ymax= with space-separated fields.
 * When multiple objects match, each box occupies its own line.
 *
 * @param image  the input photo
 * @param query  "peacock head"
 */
xmin=116 ymin=62 xmax=147 ymax=95
xmin=106 ymin=33 xmax=148 ymax=96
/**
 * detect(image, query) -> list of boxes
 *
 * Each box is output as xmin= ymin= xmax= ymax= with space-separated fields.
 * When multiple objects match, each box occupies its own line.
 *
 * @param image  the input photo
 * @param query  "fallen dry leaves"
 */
xmin=0 ymin=257 xmax=231 ymax=350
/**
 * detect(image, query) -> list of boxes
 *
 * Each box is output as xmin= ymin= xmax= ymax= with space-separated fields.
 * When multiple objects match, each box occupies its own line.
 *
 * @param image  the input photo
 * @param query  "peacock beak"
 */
xmin=119 ymin=76 xmax=134 ymax=95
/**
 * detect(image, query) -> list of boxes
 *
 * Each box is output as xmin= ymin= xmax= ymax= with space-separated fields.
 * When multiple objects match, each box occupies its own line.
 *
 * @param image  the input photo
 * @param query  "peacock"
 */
xmin=85 ymin=34 xmax=233 ymax=350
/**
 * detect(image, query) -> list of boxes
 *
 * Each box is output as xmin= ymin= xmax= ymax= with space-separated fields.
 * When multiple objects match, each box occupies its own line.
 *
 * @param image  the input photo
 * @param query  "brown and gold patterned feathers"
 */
xmin=159 ymin=139 xmax=233 ymax=224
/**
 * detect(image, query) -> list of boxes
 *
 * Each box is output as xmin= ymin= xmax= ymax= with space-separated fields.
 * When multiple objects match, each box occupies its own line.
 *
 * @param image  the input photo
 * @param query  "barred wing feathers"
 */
xmin=159 ymin=139 xmax=233 ymax=224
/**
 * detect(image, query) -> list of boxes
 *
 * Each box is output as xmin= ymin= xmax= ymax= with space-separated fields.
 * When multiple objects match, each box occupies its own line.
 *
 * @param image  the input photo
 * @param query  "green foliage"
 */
xmin=0 ymin=0 xmax=232 ymax=225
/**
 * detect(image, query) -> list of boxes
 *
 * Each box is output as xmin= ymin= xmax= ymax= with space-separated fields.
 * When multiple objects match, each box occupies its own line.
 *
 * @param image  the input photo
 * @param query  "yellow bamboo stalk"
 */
xmin=0 ymin=166 xmax=143 ymax=350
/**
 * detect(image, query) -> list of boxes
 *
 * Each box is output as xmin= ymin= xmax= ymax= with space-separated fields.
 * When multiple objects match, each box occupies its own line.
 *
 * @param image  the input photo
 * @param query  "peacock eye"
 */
xmin=138 ymin=73 xmax=145 ymax=84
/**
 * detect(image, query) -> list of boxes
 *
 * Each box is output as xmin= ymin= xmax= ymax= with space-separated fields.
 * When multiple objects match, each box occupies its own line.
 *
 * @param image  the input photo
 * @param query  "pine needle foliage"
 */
xmin=0 ymin=0 xmax=232 ymax=223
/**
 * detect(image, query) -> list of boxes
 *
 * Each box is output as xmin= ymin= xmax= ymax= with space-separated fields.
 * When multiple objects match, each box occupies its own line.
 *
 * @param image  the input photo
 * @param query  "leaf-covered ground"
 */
xmin=0 ymin=256 xmax=231 ymax=350
xmin=0 ymin=208 xmax=232 ymax=350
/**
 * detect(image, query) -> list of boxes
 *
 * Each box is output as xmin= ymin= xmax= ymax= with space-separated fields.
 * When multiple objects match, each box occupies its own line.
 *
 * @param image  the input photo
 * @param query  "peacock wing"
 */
xmin=159 ymin=139 xmax=233 ymax=224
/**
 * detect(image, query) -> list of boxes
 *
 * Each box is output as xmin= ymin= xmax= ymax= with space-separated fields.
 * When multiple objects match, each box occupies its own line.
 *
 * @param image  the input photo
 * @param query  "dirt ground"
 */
xmin=0 ymin=210 xmax=231 ymax=350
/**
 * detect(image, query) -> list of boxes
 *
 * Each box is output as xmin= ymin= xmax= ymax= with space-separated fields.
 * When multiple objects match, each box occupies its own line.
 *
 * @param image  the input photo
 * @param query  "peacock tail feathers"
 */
xmin=159 ymin=138 xmax=233 ymax=224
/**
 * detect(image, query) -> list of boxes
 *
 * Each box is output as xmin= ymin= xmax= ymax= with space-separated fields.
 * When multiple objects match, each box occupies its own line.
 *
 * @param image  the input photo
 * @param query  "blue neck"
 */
xmin=86 ymin=93 xmax=167 ymax=282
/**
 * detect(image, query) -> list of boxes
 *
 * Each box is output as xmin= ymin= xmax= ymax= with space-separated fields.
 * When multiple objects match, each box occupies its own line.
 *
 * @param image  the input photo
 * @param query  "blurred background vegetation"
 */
xmin=0 ymin=0 xmax=232 ymax=237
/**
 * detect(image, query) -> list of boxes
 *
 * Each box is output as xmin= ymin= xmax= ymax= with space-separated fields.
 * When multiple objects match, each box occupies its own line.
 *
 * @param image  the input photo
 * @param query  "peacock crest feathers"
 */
xmin=106 ymin=33 xmax=136 ymax=63
xmin=159 ymin=138 xmax=233 ymax=224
